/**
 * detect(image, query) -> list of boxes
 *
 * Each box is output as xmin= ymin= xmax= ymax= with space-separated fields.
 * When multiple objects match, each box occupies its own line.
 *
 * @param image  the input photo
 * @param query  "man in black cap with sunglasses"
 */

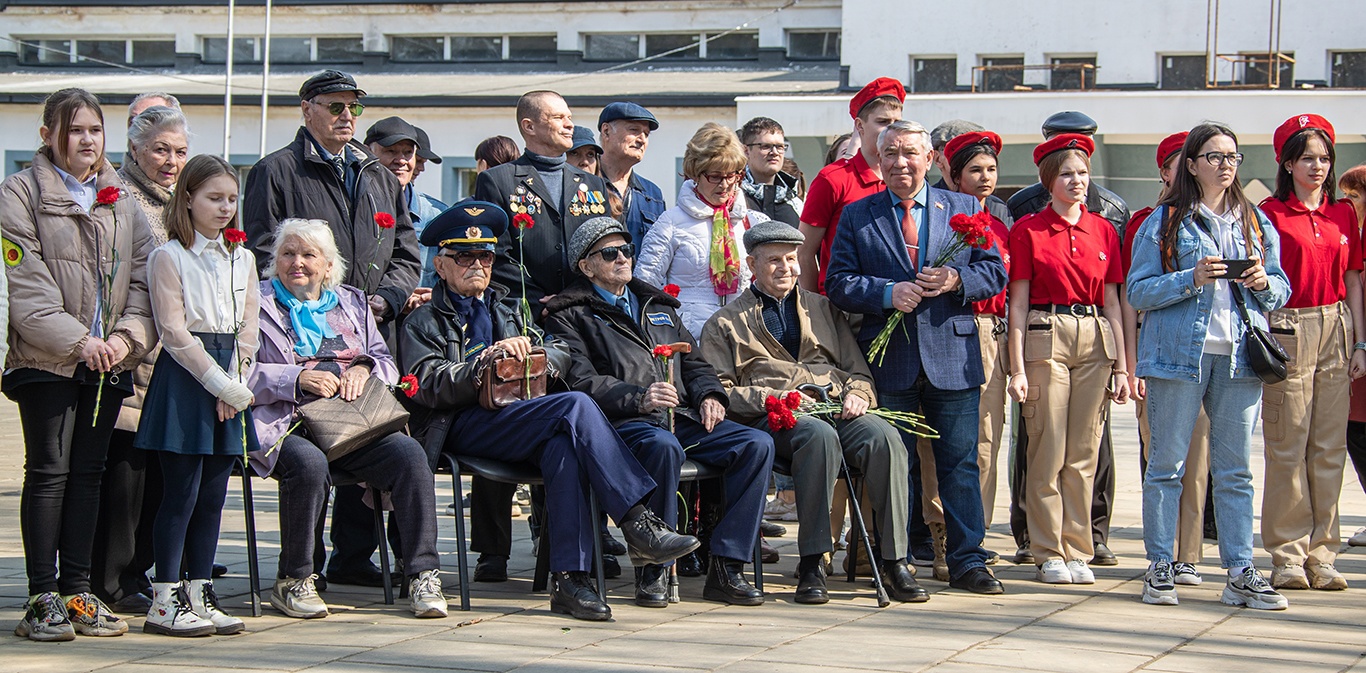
xmin=244 ymin=69 xmax=422 ymax=590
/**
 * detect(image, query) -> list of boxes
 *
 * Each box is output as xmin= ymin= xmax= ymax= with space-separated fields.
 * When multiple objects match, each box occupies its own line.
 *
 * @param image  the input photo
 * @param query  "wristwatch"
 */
xmin=1354 ymin=342 xmax=1366 ymax=352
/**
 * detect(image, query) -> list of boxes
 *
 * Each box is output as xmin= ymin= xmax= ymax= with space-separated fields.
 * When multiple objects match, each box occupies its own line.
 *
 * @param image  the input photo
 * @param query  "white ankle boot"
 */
xmin=186 ymin=579 xmax=244 ymax=635
xmin=145 ymin=582 xmax=216 ymax=637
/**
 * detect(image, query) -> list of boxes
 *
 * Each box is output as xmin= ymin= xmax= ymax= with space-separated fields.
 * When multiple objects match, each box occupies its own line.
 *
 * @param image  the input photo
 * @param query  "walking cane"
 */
xmin=796 ymin=383 xmax=891 ymax=608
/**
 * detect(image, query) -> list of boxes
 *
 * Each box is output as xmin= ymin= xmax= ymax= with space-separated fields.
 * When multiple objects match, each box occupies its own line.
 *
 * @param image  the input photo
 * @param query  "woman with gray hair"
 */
xmin=119 ymin=106 xmax=189 ymax=241
xmin=246 ymin=218 xmax=447 ymax=620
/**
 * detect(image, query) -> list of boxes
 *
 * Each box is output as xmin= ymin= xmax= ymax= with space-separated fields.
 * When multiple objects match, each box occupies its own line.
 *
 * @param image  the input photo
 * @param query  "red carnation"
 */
xmin=397 ymin=374 xmax=420 ymax=398
xmin=765 ymin=395 xmax=783 ymax=414
xmin=95 ymin=186 xmax=121 ymax=206
xmin=767 ymin=412 xmax=787 ymax=432
xmin=785 ymin=391 xmax=803 ymax=410
xmin=652 ymin=345 xmax=674 ymax=358
xmin=513 ymin=212 xmax=535 ymax=230
xmin=375 ymin=212 xmax=395 ymax=229
xmin=663 ymin=284 xmax=681 ymax=298
xmin=223 ymin=228 xmax=247 ymax=245
xmin=776 ymin=408 xmax=797 ymax=431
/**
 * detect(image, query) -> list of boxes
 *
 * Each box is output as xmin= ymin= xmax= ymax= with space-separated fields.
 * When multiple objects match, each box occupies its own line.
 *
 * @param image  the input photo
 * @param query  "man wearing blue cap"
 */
xmin=599 ymin=102 xmax=666 ymax=248
xmin=401 ymin=202 xmax=701 ymax=621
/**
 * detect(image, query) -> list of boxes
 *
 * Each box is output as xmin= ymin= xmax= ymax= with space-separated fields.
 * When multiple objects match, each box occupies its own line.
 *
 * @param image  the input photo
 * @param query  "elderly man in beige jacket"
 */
xmin=700 ymin=220 xmax=920 ymax=605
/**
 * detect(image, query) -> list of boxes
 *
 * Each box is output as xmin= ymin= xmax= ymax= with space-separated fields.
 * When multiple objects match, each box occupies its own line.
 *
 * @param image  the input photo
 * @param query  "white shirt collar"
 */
xmin=189 ymin=230 xmax=227 ymax=256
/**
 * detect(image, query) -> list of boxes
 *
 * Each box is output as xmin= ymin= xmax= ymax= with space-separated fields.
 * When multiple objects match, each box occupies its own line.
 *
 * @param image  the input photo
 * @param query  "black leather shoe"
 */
xmin=326 ymin=563 xmax=402 ymax=587
xmin=600 ymin=554 xmax=622 ymax=579
xmin=676 ymin=551 xmax=704 ymax=577
xmin=760 ymin=520 xmax=786 ymax=537
xmin=635 ymin=564 xmax=669 ymax=608
xmin=881 ymin=560 xmax=930 ymax=603
xmin=549 ymin=571 xmax=611 ymax=621
xmin=794 ymin=555 xmax=829 ymax=605
xmin=1013 ymin=545 xmax=1035 ymax=565
xmin=1091 ymin=542 xmax=1118 ymax=566
xmin=473 ymin=554 xmax=508 ymax=583
xmin=950 ymin=567 xmax=1004 ymax=595
xmin=703 ymin=556 xmax=764 ymax=606
xmin=110 ymin=592 xmax=153 ymax=614
xmin=212 ymin=563 xmax=228 ymax=578
xmin=760 ymin=538 xmax=780 ymax=564
xmin=619 ymin=507 xmax=700 ymax=565
xmin=601 ymin=532 xmax=628 ymax=556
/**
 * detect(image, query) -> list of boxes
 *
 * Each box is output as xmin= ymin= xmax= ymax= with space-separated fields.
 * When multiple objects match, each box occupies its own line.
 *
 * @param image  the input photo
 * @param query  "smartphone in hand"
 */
xmin=1220 ymin=258 xmax=1256 ymax=278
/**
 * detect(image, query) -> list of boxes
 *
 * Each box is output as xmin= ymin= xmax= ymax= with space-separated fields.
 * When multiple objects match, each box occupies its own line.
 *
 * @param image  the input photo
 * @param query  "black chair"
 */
xmin=236 ymin=458 xmax=393 ymax=618
xmin=437 ymin=452 xmax=605 ymax=612
xmin=678 ymin=459 xmax=766 ymax=590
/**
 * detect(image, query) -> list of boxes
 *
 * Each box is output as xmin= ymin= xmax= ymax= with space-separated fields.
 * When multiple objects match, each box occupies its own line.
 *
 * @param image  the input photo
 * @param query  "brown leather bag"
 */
xmin=475 ymin=346 xmax=549 ymax=410
xmin=296 ymin=376 xmax=411 ymax=462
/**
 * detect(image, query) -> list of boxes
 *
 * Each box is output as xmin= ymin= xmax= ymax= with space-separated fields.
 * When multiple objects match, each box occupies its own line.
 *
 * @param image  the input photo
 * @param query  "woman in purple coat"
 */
xmin=247 ymin=218 xmax=446 ymax=620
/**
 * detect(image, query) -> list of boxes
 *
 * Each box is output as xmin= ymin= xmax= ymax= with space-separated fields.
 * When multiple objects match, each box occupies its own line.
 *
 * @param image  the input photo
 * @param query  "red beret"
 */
xmin=1273 ymin=114 xmax=1335 ymax=163
xmin=849 ymin=77 xmax=906 ymax=119
xmin=943 ymin=131 xmax=1003 ymax=164
xmin=1032 ymin=133 xmax=1094 ymax=165
xmin=1156 ymin=131 xmax=1188 ymax=168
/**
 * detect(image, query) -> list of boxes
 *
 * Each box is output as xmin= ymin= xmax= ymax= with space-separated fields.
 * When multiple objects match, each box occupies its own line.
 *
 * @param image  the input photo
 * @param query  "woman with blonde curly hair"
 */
xmin=637 ymin=122 xmax=770 ymax=335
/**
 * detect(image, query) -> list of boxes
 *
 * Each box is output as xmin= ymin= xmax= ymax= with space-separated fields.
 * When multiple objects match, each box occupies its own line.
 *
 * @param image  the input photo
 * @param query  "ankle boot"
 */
xmin=186 ymin=579 xmax=244 ymax=635
xmin=144 ymin=582 xmax=215 ymax=637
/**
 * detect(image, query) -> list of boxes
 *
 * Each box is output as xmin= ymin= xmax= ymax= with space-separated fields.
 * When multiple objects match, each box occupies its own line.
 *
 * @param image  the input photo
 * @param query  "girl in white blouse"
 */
xmin=135 ymin=155 xmax=260 ymax=637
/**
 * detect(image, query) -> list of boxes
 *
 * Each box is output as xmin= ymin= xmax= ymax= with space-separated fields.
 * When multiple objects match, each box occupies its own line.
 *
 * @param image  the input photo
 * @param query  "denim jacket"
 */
xmin=1126 ymin=205 xmax=1291 ymax=382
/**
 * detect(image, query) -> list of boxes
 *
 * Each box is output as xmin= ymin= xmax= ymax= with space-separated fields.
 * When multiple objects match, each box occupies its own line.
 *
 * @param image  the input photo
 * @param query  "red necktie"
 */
xmin=901 ymin=199 xmax=919 ymax=269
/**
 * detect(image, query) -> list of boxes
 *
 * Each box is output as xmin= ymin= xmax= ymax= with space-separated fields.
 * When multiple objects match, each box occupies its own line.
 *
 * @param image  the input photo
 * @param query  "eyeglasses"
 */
xmin=746 ymin=142 xmax=789 ymax=154
xmin=701 ymin=171 xmax=744 ymax=185
xmin=312 ymin=100 xmax=365 ymax=118
xmin=440 ymin=251 xmax=494 ymax=268
xmin=1199 ymin=152 xmax=1244 ymax=167
xmin=588 ymin=243 xmax=634 ymax=262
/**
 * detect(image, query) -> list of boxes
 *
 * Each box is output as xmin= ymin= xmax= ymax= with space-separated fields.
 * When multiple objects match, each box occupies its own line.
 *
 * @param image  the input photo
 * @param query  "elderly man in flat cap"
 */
xmin=699 ymin=220 xmax=940 ymax=604
xmin=243 ymin=69 xmax=423 ymax=589
xmin=544 ymin=217 xmax=775 ymax=609
xmin=401 ymin=203 xmax=699 ymax=622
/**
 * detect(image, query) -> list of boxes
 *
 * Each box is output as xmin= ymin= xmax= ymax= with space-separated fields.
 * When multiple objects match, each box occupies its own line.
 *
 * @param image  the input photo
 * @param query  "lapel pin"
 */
xmin=935 ymin=202 xmax=945 ymax=210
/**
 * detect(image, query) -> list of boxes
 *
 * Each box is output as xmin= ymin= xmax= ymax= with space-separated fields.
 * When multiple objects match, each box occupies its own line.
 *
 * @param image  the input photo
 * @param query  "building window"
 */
xmin=77 ymin=40 xmax=126 ymax=65
xmin=1049 ymin=56 xmax=1096 ymax=90
xmin=508 ymin=35 xmax=557 ymax=61
xmin=787 ymin=30 xmax=840 ymax=60
xmin=1241 ymin=52 xmax=1293 ymax=88
xmin=912 ymin=57 xmax=957 ymax=93
xmin=1160 ymin=54 xmax=1206 ymax=89
xmin=19 ymin=39 xmax=70 ymax=64
xmin=391 ymin=36 xmax=444 ymax=62
xmin=1331 ymin=51 xmax=1366 ymax=87
xmin=204 ymin=37 xmax=259 ymax=63
xmin=705 ymin=32 xmax=758 ymax=60
xmin=316 ymin=37 xmax=363 ymax=62
xmin=271 ymin=38 xmax=312 ymax=64
xmin=645 ymin=33 xmax=700 ymax=59
xmin=979 ymin=56 xmax=1024 ymax=92
xmin=204 ymin=36 xmax=362 ymax=64
xmin=584 ymin=34 xmax=640 ymax=61
xmin=452 ymin=36 xmax=502 ymax=61
xmin=131 ymin=40 xmax=176 ymax=66
xmin=20 ymin=38 xmax=175 ymax=66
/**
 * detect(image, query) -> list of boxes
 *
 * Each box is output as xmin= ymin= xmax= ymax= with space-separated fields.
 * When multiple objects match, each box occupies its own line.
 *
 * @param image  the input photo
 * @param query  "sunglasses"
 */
xmin=701 ymin=171 xmax=744 ymax=185
xmin=440 ymin=251 xmax=494 ymax=268
xmin=587 ymin=243 xmax=634 ymax=262
xmin=312 ymin=100 xmax=365 ymax=118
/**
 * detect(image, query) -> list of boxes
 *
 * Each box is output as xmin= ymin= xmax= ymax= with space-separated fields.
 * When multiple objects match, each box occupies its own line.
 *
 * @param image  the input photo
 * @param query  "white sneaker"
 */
xmin=1306 ymin=563 xmax=1348 ymax=591
xmin=144 ymin=582 xmax=216 ymax=637
xmin=409 ymin=570 xmax=448 ymax=618
xmin=1037 ymin=559 xmax=1072 ymax=584
xmin=1172 ymin=562 xmax=1203 ymax=586
xmin=1067 ymin=560 xmax=1095 ymax=584
xmin=1349 ymin=528 xmax=1366 ymax=547
xmin=1221 ymin=566 xmax=1288 ymax=610
xmin=271 ymin=575 xmax=329 ymax=619
xmin=1142 ymin=561 xmax=1179 ymax=605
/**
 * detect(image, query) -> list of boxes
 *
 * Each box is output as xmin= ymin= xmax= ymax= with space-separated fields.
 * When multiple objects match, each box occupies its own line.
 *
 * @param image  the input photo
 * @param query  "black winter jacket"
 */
xmin=1005 ymin=181 xmax=1130 ymax=232
xmin=243 ymin=127 xmax=421 ymax=321
xmin=400 ymin=281 xmax=571 ymax=457
xmin=543 ymin=277 xmax=728 ymax=428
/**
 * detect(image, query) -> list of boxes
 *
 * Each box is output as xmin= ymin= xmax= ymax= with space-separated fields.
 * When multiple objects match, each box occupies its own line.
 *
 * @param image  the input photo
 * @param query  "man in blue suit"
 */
xmin=826 ymin=120 xmax=1008 ymax=595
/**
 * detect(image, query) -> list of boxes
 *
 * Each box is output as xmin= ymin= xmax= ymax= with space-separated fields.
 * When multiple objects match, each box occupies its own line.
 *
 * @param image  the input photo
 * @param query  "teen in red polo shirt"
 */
xmin=1256 ymin=114 xmax=1365 ymax=592
xmin=1006 ymin=134 xmax=1128 ymax=587
xmin=1341 ymin=166 xmax=1366 ymax=548
xmin=798 ymin=78 xmax=903 ymax=293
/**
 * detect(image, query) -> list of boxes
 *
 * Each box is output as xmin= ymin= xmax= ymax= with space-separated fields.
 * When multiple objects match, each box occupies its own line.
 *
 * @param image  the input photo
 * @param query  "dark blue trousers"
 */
xmin=615 ymin=416 xmax=774 ymax=562
xmin=448 ymin=392 xmax=655 ymax=573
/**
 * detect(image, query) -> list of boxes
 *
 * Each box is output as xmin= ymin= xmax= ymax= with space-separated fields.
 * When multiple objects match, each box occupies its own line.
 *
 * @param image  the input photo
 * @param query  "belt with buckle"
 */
xmin=1030 ymin=303 xmax=1099 ymax=317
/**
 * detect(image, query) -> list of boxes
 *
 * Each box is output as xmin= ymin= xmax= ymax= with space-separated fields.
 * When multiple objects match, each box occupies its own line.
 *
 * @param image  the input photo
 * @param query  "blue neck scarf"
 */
xmin=272 ymin=278 xmax=340 ymax=357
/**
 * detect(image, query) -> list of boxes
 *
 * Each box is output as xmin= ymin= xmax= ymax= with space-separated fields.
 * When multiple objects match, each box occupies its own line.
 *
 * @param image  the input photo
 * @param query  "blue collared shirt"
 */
xmin=882 ymin=183 xmax=929 ymax=308
xmin=52 ymin=164 xmax=97 ymax=211
xmin=593 ymin=284 xmax=638 ymax=322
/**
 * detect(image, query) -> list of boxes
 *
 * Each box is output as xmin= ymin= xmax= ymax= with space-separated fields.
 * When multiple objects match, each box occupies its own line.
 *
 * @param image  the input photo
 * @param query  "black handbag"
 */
xmin=1230 ymin=284 xmax=1288 ymax=384
xmin=296 ymin=376 xmax=410 ymax=462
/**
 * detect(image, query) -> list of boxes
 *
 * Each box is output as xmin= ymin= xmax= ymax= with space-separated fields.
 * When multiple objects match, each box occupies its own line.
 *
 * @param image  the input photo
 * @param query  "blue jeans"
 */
xmin=881 ymin=378 xmax=988 ymax=577
xmin=1143 ymin=354 xmax=1258 ymax=569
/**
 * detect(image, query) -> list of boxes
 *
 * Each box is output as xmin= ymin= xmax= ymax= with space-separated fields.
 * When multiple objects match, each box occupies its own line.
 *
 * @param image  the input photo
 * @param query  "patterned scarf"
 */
xmin=698 ymin=189 xmax=742 ymax=296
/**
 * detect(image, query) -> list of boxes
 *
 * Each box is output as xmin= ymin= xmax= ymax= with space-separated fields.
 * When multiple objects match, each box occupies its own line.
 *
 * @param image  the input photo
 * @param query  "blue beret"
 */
xmin=420 ymin=200 xmax=507 ymax=251
xmin=598 ymin=102 xmax=659 ymax=131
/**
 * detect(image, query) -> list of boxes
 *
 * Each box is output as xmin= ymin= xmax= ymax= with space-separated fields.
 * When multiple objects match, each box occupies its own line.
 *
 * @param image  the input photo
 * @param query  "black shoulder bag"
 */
xmin=1229 ymin=284 xmax=1288 ymax=384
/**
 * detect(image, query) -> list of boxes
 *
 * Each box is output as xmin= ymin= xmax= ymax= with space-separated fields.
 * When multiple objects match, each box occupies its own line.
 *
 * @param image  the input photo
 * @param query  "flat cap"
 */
xmin=299 ymin=70 xmax=366 ymax=101
xmin=569 ymin=216 xmax=632 ymax=269
xmin=570 ymin=126 xmax=602 ymax=153
xmin=1041 ymin=111 xmax=1098 ymax=137
xmin=420 ymin=200 xmax=507 ymax=252
xmin=742 ymin=220 xmax=805 ymax=251
xmin=930 ymin=119 xmax=985 ymax=150
xmin=363 ymin=116 xmax=419 ymax=148
xmin=413 ymin=125 xmax=442 ymax=164
xmin=598 ymin=102 xmax=659 ymax=131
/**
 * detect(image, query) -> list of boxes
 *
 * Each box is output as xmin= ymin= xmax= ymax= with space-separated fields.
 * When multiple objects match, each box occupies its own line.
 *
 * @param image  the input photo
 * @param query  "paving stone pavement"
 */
xmin=0 ymin=399 xmax=1363 ymax=672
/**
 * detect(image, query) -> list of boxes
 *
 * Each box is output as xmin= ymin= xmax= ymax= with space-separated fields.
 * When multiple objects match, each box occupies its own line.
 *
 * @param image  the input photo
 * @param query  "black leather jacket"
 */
xmin=1005 ymin=181 xmax=1130 ymax=232
xmin=399 ymin=281 xmax=571 ymax=457
xmin=543 ymin=277 xmax=728 ymax=428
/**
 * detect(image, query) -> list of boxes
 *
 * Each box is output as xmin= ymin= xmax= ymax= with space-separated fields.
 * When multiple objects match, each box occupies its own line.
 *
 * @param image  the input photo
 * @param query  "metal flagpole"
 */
xmin=259 ymin=0 xmax=272 ymax=158
xmin=223 ymin=0 xmax=236 ymax=159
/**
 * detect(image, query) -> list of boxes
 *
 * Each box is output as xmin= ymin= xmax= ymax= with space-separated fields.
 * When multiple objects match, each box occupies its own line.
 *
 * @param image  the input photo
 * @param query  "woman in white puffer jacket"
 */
xmin=637 ymin=122 xmax=769 ymax=335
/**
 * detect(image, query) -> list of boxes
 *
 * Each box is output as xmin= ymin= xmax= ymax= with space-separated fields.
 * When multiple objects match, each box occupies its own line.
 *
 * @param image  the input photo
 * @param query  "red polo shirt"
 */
xmin=972 ymin=214 xmax=1011 ymax=317
xmin=1121 ymin=206 xmax=1156 ymax=278
xmin=801 ymin=152 xmax=886 ymax=293
xmin=1009 ymin=205 xmax=1122 ymax=306
xmin=1258 ymin=195 xmax=1362 ymax=309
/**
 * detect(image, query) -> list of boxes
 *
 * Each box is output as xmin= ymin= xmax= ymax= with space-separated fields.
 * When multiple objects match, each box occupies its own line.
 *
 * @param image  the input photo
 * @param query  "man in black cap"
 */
xmin=474 ymin=90 xmax=610 ymax=318
xmin=244 ymin=70 xmax=422 ymax=589
xmin=1003 ymin=110 xmax=1127 ymax=567
xmin=363 ymin=119 xmax=447 ymax=296
xmin=401 ymin=203 xmax=700 ymax=621
xmin=598 ymin=102 xmax=666 ymax=247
